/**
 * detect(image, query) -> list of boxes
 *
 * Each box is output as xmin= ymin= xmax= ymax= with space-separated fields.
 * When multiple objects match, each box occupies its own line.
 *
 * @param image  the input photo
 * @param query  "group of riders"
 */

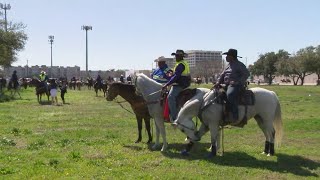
xmin=6 ymin=48 xmax=249 ymax=122
xmin=151 ymin=48 xmax=249 ymax=123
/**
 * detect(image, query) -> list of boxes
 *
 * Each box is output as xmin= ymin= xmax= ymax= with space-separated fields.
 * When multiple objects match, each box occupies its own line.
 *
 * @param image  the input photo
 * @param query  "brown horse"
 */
xmin=30 ymin=78 xmax=50 ymax=102
xmin=106 ymin=82 xmax=152 ymax=143
xmin=94 ymin=82 xmax=108 ymax=97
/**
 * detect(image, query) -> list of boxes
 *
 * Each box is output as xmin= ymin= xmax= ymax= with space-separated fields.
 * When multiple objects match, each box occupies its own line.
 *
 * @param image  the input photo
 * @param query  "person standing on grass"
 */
xmin=59 ymin=80 xmax=67 ymax=104
xmin=49 ymin=79 xmax=58 ymax=105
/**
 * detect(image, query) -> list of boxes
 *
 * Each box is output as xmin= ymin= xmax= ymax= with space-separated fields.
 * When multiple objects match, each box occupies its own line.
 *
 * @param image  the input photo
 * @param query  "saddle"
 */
xmin=215 ymin=87 xmax=255 ymax=128
xmin=176 ymin=88 xmax=197 ymax=108
xmin=161 ymin=88 xmax=197 ymax=123
xmin=216 ymin=88 xmax=255 ymax=106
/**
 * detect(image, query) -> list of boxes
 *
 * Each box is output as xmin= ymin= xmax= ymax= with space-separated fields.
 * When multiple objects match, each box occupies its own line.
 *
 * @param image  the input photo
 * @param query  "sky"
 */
xmin=3 ymin=0 xmax=320 ymax=70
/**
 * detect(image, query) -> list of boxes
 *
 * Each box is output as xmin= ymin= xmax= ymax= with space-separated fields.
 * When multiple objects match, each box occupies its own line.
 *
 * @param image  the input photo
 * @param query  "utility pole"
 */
xmin=81 ymin=25 xmax=92 ymax=77
xmin=0 ymin=3 xmax=11 ymax=32
xmin=26 ymin=59 xmax=29 ymax=77
xmin=48 ymin=35 xmax=54 ymax=78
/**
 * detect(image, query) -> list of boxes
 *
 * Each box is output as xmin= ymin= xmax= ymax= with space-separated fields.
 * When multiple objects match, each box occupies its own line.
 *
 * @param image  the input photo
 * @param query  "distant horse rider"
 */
xmin=96 ymin=75 xmax=103 ymax=87
xmin=151 ymin=58 xmax=173 ymax=84
xmin=213 ymin=48 xmax=250 ymax=122
xmin=126 ymin=75 xmax=132 ymax=84
xmin=39 ymin=71 xmax=49 ymax=90
xmin=120 ymin=75 xmax=125 ymax=83
xmin=10 ymin=70 xmax=21 ymax=98
xmin=11 ymin=70 xmax=19 ymax=89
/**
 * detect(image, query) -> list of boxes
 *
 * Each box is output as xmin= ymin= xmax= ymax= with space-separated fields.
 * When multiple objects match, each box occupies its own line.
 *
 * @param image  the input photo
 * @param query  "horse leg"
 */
xmin=135 ymin=116 xmax=143 ymax=143
xmin=155 ymin=117 xmax=167 ymax=151
xmin=144 ymin=117 xmax=152 ymax=144
xmin=152 ymin=118 xmax=161 ymax=150
xmin=254 ymin=114 xmax=275 ymax=156
xmin=208 ymin=121 xmax=220 ymax=158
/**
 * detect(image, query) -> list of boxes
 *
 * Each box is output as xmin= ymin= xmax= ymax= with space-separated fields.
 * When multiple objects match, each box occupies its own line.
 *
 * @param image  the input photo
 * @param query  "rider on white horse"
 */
xmin=162 ymin=49 xmax=191 ymax=122
xmin=213 ymin=49 xmax=250 ymax=123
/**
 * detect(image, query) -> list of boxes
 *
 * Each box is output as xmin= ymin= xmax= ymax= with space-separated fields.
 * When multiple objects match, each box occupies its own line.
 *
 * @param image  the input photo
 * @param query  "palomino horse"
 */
xmin=94 ymin=82 xmax=108 ymax=97
xmin=106 ymin=82 xmax=152 ymax=143
xmin=174 ymin=87 xmax=283 ymax=157
xmin=135 ymin=73 xmax=209 ymax=151
xmin=30 ymin=78 xmax=50 ymax=102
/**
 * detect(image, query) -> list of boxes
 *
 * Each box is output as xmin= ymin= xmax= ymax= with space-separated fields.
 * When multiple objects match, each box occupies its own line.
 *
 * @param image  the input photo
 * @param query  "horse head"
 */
xmin=106 ymin=82 xmax=119 ymax=101
xmin=173 ymin=88 xmax=211 ymax=142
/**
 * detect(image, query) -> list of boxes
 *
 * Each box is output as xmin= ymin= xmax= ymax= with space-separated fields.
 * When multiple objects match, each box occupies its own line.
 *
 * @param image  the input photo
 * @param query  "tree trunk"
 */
xmin=300 ymin=76 xmax=305 ymax=85
xmin=317 ymin=73 xmax=320 ymax=86
xmin=292 ymin=76 xmax=299 ymax=85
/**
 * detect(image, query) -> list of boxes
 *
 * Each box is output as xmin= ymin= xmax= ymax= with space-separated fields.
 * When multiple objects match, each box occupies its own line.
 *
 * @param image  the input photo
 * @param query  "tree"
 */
xmin=311 ymin=45 xmax=320 ymax=85
xmin=276 ymin=46 xmax=315 ymax=85
xmin=192 ymin=60 xmax=221 ymax=84
xmin=250 ymin=50 xmax=289 ymax=85
xmin=0 ymin=20 xmax=28 ymax=66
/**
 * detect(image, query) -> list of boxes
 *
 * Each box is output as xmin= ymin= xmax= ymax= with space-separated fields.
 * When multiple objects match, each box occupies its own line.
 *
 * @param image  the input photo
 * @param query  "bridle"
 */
xmin=176 ymin=121 xmax=196 ymax=132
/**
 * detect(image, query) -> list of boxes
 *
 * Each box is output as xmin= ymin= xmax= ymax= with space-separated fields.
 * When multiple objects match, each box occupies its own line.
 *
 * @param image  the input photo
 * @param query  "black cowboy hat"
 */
xmin=171 ymin=49 xmax=187 ymax=57
xmin=222 ymin=49 xmax=242 ymax=58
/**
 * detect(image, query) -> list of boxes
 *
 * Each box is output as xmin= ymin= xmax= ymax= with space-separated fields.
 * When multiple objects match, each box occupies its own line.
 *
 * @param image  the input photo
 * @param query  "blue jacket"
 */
xmin=151 ymin=64 xmax=172 ymax=84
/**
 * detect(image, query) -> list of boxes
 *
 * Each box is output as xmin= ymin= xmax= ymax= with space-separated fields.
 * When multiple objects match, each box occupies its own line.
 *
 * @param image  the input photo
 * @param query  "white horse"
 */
xmin=135 ymin=73 xmax=210 ymax=151
xmin=173 ymin=87 xmax=283 ymax=157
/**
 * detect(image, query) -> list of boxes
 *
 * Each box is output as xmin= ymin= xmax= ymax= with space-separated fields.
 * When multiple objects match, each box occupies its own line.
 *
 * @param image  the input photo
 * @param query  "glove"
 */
xmin=162 ymin=85 xmax=167 ymax=91
xmin=213 ymin=83 xmax=220 ymax=88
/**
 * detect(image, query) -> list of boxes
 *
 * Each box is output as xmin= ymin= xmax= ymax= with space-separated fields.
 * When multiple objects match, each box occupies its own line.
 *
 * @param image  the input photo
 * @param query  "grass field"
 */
xmin=0 ymin=84 xmax=319 ymax=179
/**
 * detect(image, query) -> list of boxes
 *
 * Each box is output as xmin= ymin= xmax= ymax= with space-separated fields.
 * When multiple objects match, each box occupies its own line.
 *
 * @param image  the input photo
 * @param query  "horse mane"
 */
xmin=135 ymin=73 xmax=163 ymax=102
xmin=110 ymin=82 xmax=135 ymax=92
xmin=136 ymin=73 xmax=162 ymax=87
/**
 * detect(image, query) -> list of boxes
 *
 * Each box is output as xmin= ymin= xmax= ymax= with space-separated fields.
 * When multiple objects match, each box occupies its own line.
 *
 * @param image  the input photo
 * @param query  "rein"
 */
xmin=115 ymin=98 xmax=135 ymax=115
xmin=177 ymin=121 xmax=195 ymax=132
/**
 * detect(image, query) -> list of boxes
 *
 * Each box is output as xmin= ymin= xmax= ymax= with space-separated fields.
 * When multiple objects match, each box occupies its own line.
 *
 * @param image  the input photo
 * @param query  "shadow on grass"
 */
xmin=162 ymin=147 xmax=319 ymax=177
xmin=123 ymin=145 xmax=143 ymax=151
xmin=0 ymin=93 xmax=23 ymax=102
xmin=39 ymin=101 xmax=52 ymax=105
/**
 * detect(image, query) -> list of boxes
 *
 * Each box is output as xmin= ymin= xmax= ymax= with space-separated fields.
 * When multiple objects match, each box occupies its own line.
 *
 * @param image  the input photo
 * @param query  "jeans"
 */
xmin=168 ymin=85 xmax=183 ymax=121
xmin=226 ymin=84 xmax=241 ymax=120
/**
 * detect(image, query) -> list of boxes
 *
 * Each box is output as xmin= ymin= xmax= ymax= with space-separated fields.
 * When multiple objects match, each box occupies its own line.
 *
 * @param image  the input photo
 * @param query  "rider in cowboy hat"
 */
xmin=214 ymin=48 xmax=250 ymax=122
xmin=151 ymin=57 xmax=173 ymax=84
xmin=39 ymin=70 xmax=49 ymax=90
xmin=162 ymin=49 xmax=191 ymax=122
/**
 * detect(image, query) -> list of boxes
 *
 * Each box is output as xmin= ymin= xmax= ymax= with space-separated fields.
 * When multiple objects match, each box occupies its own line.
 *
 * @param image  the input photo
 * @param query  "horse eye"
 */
xmin=180 ymin=129 xmax=185 ymax=133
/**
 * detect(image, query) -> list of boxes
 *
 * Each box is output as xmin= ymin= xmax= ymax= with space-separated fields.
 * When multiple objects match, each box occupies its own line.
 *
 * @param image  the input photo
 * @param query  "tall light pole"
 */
xmin=48 ymin=35 xmax=54 ymax=78
xmin=0 ymin=3 xmax=11 ymax=32
xmin=26 ymin=59 xmax=29 ymax=77
xmin=81 ymin=25 xmax=92 ymax=76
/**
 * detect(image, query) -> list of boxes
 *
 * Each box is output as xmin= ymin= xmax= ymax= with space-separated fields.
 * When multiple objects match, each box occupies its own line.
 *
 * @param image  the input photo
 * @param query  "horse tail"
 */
xmin=273 ymin=98 xmax=283 ymax=148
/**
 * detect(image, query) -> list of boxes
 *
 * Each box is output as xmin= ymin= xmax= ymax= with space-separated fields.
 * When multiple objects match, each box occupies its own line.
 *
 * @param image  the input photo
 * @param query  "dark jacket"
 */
xmin=218 ymin=60 xmax=250 ymax=85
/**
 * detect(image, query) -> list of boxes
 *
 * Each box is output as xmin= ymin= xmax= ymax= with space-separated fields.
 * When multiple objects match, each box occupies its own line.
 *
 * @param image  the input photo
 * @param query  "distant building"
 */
xmin=4 ymin=65 xmax=80 ymax=80
xmin=184 ymin=50 xmax=222 ymax=69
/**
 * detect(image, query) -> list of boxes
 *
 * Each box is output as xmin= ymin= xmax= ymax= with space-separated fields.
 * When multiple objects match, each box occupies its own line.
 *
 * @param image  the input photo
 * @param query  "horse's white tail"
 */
xmin=274 ymin=100 xmax=283 ymax=147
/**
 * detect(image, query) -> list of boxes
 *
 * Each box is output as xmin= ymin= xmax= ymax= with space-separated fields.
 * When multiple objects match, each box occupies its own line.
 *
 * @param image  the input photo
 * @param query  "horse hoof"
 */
xmin=152 ymin=144 xmax=159 ymax=150
xmin=181 ymin=149 xmax=189 ymax=156
xmin=261 ymin=152 xmax=266 ymax=155
xmin=207 ymin=153 xmax=216 ymax=158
